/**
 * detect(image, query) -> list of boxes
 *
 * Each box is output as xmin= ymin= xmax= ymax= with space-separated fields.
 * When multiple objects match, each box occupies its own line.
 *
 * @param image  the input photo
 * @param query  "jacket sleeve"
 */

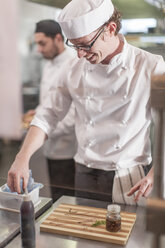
xmin=48 ymin=102 xmax=75 ymax=138
xmin=30 ymin=72 xmax=72 ymax=136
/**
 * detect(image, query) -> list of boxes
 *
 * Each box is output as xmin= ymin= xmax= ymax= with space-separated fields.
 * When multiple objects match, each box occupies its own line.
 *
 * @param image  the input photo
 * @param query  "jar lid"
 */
xmin=107 ymin=204 xmax=121 ymax=213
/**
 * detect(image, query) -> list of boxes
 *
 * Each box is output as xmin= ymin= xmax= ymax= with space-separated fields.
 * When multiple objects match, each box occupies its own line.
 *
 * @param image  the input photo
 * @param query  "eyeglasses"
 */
xmin=66 ymin=26 xmax=105 ymax=51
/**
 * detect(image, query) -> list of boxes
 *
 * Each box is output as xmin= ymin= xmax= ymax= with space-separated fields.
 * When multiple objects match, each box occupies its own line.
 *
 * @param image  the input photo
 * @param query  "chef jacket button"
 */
xmin=114 ymin=144 xmax=121 ymax=150
xmin=122 ymin=66 xmax=127 ymax=70
xmin=88 ymin=142 xmax=92 ymax=147
xmin=87 ymin=164 xmax=91 ymax=168
xmin=87 ymin=96 xmax=91 ymax=100
xmin=123 ymin=95 xmax=127 ymax=99
xmin=116 ymin=164 xmax=119 ymax=169
xmin=122 ymin=119 xmax=127 ymax=125
xmin=89 ymin=120 xmax=94 ymax=126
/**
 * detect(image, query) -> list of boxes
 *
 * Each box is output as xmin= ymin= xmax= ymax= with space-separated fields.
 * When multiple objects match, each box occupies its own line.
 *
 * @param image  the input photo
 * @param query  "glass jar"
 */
xmin=106 ymin=204 xmax=121 ymax=232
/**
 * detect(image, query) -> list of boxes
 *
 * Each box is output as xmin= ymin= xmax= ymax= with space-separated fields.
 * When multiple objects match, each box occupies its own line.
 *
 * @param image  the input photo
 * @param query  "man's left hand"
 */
xmin=127 ymin=167 xmax=154 ymax=202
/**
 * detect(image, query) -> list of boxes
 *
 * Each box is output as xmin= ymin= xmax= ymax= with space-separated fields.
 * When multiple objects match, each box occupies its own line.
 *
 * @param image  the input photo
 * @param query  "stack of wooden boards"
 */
xmin=40 ymin=203 xmax=136 ymax=245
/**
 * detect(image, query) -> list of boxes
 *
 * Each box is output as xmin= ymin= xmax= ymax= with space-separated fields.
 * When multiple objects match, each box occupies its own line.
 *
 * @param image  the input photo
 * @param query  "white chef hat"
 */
xmin=57 ymin=0 xmax=114 ymax=39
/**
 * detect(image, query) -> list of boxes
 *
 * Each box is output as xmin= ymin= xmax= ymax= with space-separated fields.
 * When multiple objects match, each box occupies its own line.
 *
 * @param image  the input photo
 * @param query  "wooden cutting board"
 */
xmin=40 ymin=203 xmax=136 ymax=245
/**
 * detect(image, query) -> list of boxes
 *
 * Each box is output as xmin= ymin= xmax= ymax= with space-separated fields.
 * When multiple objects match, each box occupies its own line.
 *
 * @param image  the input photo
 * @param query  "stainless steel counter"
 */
xmin=4 ymin=195 xmax=162 ymax=248
xmin=0 ymin=197 xmax=52 ymax=248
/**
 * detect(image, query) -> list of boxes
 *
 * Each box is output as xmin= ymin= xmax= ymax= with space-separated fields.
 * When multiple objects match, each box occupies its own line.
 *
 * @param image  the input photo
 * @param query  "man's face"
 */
xmin=69 ymin=27 xmax=108 ymax=64
xmin=34 ymin=32 xmax=59 ymax=59
xmin=69 ymin=24 xmax=117 ymax=65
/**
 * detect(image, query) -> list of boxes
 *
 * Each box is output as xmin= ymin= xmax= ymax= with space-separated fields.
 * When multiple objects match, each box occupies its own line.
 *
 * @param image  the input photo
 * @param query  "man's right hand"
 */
xmin=7 ymin=154 xmax=30 ymax=194
xmin=7 ymin=126 xmax=47 ymax=193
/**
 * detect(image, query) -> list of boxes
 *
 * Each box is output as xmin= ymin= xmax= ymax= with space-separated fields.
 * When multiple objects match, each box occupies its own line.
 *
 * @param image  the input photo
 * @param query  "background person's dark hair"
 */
xmin=105 ymin=7 xmax=122 ymax=35
xmin=35 ymin=19 xmax=64 ymax=41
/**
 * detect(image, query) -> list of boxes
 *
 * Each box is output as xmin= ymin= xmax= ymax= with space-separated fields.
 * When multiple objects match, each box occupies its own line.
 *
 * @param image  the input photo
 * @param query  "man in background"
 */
xmin=23 ymin=20 xmax=77 ymax=199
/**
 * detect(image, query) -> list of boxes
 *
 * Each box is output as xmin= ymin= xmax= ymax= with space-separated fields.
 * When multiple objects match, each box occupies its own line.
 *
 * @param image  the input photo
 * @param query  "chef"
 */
xmin=7 ymin=0 xmax=165 ymax=205
xmin=23 ymin=20 xmax=77 ymax=198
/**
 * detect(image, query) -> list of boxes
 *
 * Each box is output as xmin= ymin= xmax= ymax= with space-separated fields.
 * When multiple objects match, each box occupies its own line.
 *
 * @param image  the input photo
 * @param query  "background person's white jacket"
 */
xmin=38 ymin=48 xmax=77 ymax=159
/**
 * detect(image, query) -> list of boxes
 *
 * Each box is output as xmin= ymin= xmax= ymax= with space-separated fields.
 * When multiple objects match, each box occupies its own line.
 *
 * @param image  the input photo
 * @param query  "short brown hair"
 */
xmin=105 ymin=7 xmax=122 ymax=35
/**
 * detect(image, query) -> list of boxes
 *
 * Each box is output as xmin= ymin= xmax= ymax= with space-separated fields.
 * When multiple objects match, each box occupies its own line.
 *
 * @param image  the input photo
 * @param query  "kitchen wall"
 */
xmin=19 ymin=0 xmax=61 ymax=85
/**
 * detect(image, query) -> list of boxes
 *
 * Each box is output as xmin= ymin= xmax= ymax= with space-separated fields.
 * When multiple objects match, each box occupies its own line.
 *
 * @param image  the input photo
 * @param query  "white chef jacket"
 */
xmin=32 ymin=34 xmax=165 ymax=170
xmin=38 ymin=48 xmax=77 ymax=159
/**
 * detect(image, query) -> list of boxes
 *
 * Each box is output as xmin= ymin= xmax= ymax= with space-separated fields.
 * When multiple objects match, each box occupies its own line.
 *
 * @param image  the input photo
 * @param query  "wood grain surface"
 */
xmin=40 ymin=203 xmax=136 ymax=245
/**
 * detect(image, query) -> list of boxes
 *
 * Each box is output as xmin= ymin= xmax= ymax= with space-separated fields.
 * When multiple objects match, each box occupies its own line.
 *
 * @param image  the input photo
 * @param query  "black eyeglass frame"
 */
xmin=65 ymin=26 xmax=105 ymax=51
